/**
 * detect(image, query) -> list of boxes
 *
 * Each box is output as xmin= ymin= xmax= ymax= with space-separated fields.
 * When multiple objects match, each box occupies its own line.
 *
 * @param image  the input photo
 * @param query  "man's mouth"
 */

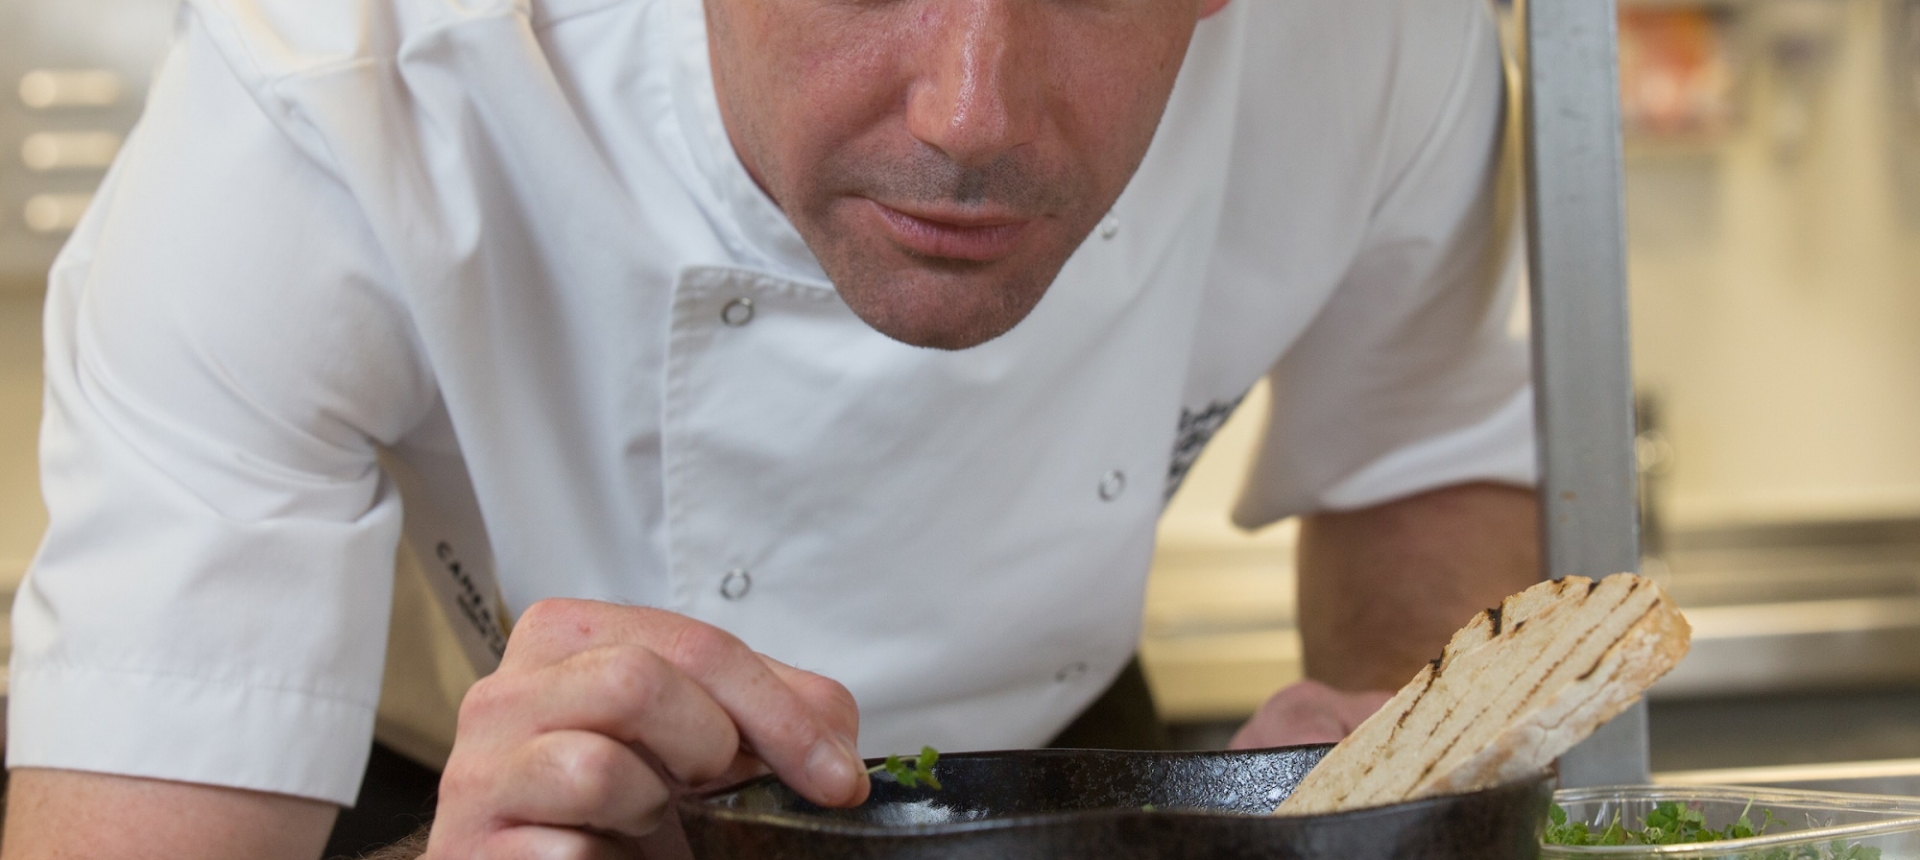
xmin=866 ymin=199 xmax=1031 ymax=263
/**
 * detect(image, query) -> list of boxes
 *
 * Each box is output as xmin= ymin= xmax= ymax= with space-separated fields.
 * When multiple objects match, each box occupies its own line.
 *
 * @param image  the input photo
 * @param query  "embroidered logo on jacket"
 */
xmin=1165 ymin=395 xmax=1246 ymax=502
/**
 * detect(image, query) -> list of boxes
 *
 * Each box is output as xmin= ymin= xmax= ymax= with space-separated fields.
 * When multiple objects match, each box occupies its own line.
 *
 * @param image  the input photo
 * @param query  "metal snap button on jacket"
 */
xmin=720 ymin=297 xmax=755 ymax=327
xmin=720 ymin=568 xmax=752 ymax=600
xmin=1098 ymin=470 xmax=1127 ymax=501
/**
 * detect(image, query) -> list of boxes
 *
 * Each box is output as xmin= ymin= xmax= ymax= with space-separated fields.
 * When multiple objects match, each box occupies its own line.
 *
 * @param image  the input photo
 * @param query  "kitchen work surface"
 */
xmin=1661 ymin=758 xmax=1920 ymax=798
xmin=1650 ymin=690 xmax=1920 ymax=774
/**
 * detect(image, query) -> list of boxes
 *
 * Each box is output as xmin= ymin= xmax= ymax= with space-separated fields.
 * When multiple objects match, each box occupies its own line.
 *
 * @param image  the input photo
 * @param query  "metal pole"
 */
xmin=1520 ymin=0 xmax=1650 ymax=787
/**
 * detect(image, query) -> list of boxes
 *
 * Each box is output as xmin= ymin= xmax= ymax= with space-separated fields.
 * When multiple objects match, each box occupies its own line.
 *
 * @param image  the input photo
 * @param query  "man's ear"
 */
xmin=1199 ymin=0 xmax=1230 ymax=19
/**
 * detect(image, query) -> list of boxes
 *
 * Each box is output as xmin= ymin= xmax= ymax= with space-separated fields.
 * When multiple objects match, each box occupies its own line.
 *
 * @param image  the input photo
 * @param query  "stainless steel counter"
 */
xmin=1660 ymin=758 xmax=1920 ymax=798
xmin=1651 ymin=518 xmax=1920 ymax=698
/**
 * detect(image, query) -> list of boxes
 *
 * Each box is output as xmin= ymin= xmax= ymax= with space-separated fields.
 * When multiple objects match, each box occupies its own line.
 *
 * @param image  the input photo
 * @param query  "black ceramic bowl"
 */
xmin=676 ymin=745 xmax=1552 ymax=859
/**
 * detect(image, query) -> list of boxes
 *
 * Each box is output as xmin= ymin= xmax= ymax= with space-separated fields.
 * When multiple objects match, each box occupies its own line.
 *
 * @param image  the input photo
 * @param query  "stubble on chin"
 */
xmin=817 ymin=236 xmax=1057 ymax=350
xmin=790 ymin=145 xmax=1095 ymax=350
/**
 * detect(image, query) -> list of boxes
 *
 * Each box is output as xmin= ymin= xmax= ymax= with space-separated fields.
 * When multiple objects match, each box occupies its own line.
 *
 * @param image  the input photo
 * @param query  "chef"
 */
xmin=3 ymin=0 xmax=1542 ymax=856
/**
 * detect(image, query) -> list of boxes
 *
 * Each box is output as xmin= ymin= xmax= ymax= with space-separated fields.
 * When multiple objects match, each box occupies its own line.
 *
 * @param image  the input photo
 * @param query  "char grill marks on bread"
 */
xmin=1274 ymin=573 xmax=1691 ymax=815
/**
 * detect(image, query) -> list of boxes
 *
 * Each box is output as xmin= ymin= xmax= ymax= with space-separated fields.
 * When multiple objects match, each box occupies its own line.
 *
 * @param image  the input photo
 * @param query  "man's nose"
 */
xmin=906 ymin=0 xmax=1043 ymax=169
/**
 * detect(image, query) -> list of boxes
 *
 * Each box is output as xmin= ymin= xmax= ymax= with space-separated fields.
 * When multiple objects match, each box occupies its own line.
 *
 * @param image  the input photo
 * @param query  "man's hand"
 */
xmin=424 ymin=599 xmax=868 ymax=859
xmin=1227 ymin=680 xmax=1393 ymax=749
xmin=1228 ymin=482 xmax=1540 ymax=749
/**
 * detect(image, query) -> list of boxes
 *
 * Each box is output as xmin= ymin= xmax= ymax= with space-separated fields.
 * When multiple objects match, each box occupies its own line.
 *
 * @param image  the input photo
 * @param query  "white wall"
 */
xmin=1629 ymin=0 xmax=1920 ymax=528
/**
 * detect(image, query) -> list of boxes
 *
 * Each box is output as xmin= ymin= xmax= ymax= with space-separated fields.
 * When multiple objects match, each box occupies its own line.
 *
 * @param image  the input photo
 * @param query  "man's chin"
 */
xmin=831 ymin=267 xmax=1052 ymax=351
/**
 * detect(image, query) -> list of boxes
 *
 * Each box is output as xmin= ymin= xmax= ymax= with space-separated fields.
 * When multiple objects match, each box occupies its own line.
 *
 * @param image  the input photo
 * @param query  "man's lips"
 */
xmin=866 ymin=200 xmax=1031 ymax=262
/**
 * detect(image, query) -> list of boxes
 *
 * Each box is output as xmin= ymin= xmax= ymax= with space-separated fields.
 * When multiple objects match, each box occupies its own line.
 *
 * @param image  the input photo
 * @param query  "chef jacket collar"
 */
xmin=669 ymin=0 xmax=831 ymax=285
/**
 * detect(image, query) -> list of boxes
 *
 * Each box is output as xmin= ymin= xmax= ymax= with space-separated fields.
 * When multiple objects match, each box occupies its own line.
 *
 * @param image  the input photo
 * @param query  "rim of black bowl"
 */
xmin=675 ymin=747 xmax=1552 ymax=838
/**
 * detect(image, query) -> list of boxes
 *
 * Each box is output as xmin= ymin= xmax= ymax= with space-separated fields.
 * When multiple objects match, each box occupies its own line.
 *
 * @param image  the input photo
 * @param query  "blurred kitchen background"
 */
xmin=4 ymin=0 xmax=1920 ymax=777
xmin=1149 ymin=0 xmax=1920 ymax=776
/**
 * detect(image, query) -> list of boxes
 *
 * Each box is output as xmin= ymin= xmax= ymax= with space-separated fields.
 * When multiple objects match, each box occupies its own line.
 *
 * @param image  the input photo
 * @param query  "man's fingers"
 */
xmin=489 ymin=730 xmax=671 ymax=838
xmin=694 ymin=749 xmax=774 ymax=793
xmin=757 ymin=654 xmax=861 ymax=745
xmin=750 ymin=655 xmax=869 ymax=806
xmin=501 ymin=600 xmax=666 ymax=671
xmin=476 ymin=824 xmax=631 ymax=860
xmin=494 ymin=600 xmax=866 ymax=808
xmin=653 ymin=621 xmax=867 ymax=808
xmin=1334 ymin=690 xmax=1394 ymax=732
xmin=478 ymin=645 xmax=742 ymax=787
xmin=1227 ymin=680 xmax=1394 ymax=750
xmin=1229 ymin=709 xmax=1348 ymax=749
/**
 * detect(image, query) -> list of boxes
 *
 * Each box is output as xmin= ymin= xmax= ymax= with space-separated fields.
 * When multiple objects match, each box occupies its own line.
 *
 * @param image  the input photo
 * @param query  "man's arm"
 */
xmin=2 ymin=769 xmax=337 ymax=860
xmin=1231 ymin=481 xmax=1539 ymax=747
xmin=1296 ymin=480 xmax=1540 ymax=689
xmin=3 ymin=601 xmax=865 ymax=860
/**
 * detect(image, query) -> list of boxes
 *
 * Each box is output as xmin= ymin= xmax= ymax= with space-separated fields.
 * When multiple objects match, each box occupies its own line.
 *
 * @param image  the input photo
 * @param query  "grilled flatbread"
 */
xmin=1274 ymin=573 xmax=1690 ymax=816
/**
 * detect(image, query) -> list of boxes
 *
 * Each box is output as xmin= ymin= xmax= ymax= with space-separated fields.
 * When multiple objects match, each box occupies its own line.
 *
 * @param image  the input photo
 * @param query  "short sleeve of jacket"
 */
xmin=8 ymin=7 xmax=436 ymax=805
xmin=1232 ymin=0 xmax=1533 ymax=526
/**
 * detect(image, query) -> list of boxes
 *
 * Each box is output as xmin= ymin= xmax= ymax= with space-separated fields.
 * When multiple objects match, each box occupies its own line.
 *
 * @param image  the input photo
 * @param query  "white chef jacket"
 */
xmin=10 ymin=0 xmax=1534 ymax=805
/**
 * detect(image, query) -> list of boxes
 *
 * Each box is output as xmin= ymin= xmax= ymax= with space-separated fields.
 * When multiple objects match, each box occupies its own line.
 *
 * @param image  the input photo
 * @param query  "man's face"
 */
xmin=705 ymin=0 xmax=1225 ymax=350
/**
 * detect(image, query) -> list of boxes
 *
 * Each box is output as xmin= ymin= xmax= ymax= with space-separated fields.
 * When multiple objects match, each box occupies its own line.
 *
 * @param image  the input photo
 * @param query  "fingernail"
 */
xmin=806 ymin=735 xmax=862 ymax=805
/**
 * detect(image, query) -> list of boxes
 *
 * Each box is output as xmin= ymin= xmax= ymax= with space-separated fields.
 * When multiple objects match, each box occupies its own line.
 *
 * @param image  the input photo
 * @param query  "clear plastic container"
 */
xmin=1542 ymin=786 xmax=1920 ymax=858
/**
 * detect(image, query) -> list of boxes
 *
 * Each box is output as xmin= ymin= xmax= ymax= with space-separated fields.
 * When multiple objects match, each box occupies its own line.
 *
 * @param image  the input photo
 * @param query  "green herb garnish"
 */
xmin=1544 ymin=801 xmax=1880 ymax=859
xmin=867 ymin=745 xmax=942 ymax=790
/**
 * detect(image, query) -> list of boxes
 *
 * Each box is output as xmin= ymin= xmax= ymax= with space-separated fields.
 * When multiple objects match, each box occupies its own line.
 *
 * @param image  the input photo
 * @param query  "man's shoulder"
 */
xmin=1235 ymin=0 xmax=1495 ymax=95
xmin=1220 ymin=0 xmax=1503 ymax=197
xmin=1239 ymin=0 xmax=1491 ymax=48
xmin=187 ymin=0 xmax=647 ymax=84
